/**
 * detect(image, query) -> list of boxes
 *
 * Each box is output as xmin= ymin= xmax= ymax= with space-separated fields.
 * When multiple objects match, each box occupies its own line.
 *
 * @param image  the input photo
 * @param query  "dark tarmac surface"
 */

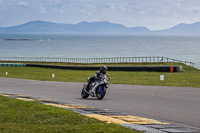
xmin=0 ymin=77 xmax=200 ymax=130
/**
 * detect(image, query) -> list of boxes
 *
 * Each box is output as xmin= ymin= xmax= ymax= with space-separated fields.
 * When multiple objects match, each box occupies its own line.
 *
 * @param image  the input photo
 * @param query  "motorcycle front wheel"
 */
xmin=96 ymin=85 xmax=106 ymax=100
xmin=81 ymin=87 xmax=89 ymax=99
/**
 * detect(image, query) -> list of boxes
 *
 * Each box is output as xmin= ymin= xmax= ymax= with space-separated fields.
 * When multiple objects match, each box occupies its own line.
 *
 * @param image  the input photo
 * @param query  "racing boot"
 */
xmin=85 ymin=84 xmax=90 ymax=92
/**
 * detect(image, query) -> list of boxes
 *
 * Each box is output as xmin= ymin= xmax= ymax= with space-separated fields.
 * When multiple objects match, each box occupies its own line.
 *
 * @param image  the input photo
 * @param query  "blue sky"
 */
xmin=1 ymin=0 xmax=200 ymax=30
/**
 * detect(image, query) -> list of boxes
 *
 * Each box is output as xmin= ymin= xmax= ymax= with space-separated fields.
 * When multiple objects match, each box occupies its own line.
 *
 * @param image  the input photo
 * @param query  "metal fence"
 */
xmin=0 ymin=56 xmax=195 ymax=67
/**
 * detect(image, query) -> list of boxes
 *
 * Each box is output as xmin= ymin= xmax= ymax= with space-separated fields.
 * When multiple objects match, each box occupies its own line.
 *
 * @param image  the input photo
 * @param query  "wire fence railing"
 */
xmin=0 ymin=56 xmax=195 ymax=67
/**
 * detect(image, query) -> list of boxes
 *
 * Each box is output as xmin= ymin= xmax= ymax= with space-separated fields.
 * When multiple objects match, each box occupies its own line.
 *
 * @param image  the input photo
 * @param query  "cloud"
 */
xmin=54 ymin=8 xmax=65 ymax=13
xmin=59 ymin=9 xmax=64 ymax=13
xmin=118 ymin=6 xmax=126 ymax=11
xmin=0 ymin=0 xmax=7 ymax=7
xmin=18 ymin=1 xmax=28 ymax=7
xmin=193 ymin=8 xmax=200 ymax=14
xmin=42 ymin=0 xmax=63 ymax=5
xmin=40 ymin=5 xmax=46 ymax=13
xmin=80 ymin=9 xmax=92 ymax=16
xmin=108 ymin=6 xmax=115 ymax=10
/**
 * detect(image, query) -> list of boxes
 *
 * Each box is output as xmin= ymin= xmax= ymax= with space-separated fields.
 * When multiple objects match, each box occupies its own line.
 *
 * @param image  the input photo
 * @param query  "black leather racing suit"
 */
xmin=86 ymin=70 xmax=108 ymax=91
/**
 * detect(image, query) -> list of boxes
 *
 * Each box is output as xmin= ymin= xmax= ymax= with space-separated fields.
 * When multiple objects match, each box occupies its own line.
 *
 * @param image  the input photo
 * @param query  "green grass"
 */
xmin=0 ymin=63 xmax=199 ymax=132
xmin=0 ymin=62 xmax=199 ymax=88
xmin=0 ymin=95 xmax=139 ymax=133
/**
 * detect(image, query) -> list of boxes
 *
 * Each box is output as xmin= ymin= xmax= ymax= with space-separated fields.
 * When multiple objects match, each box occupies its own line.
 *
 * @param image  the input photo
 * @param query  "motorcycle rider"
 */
xmin=85 ymin=66 xmax=108 ymax=91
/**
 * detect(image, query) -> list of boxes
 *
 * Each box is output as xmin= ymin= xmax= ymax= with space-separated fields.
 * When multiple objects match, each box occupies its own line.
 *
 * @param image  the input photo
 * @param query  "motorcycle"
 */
xmin=81 ymin=75 xmax=111 ymax=100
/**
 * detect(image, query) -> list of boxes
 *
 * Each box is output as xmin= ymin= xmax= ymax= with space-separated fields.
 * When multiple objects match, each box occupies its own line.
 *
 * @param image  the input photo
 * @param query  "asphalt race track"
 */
xmin=0 ymin=77 xmax=200 ymax=130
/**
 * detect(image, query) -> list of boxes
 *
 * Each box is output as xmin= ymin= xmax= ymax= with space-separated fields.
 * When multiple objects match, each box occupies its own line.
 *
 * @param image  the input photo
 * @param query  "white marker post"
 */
xmin=5 ymin=72 xmax=8 ymax=75
xmin=160 ymin=75 xmax=164 ymax=81
xmin=52 ymin=74 xmax=55 ymax=78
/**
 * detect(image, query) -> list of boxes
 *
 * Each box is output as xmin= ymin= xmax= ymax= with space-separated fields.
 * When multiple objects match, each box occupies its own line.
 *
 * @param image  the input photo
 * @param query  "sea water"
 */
xmin=0 ymin=33 xmax=200 ymax=68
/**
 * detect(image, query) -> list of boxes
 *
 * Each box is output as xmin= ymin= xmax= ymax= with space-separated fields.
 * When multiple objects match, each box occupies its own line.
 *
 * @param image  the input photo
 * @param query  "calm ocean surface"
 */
xmin=0 ymin=33 xmax=200 ymax=68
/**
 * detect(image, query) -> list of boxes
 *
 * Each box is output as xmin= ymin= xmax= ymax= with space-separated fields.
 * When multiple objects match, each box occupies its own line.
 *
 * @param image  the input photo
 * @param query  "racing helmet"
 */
xmin=100 ymin=66 xmax=108 ymax=74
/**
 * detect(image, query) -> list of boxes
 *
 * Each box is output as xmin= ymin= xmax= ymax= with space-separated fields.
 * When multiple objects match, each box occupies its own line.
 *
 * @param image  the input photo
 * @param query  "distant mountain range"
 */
xmin=0 ymin=20 xmax=200 ymax=35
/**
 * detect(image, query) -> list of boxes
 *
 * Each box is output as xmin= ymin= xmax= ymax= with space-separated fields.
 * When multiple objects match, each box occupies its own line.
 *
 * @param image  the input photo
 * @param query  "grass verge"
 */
xmin=0 ymin=62 xmax=199 ymax=88
xmin=0 ymin=95 xmax=139 ymax=133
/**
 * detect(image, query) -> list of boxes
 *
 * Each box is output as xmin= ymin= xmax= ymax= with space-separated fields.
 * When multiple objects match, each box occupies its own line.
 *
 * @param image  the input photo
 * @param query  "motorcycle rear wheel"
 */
xmin=81 ymin=87 xmax=89 ymax=99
